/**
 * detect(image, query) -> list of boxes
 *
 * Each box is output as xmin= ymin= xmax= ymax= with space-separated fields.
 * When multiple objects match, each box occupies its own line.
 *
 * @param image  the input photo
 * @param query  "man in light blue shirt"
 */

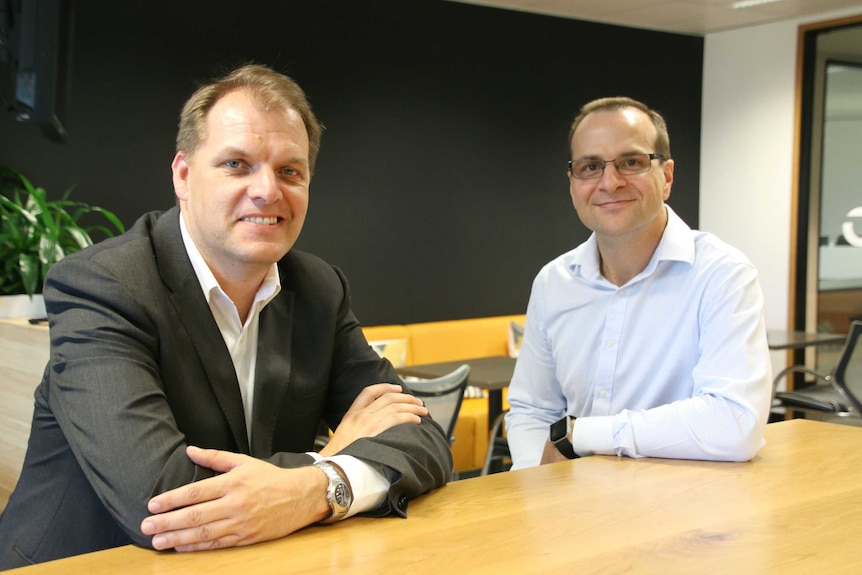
xmin=505 ymin=97 xmax=772 ymax=468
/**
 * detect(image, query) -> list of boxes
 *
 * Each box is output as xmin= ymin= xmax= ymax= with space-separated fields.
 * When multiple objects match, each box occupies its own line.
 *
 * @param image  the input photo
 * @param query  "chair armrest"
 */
xmin=772 ymin=365 xmax=831 ymax=396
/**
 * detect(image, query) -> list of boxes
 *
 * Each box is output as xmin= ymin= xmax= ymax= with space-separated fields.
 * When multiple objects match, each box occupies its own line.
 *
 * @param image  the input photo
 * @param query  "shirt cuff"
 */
xmin=308 ymin=453 xmax=390 ymax=518
xmin=571 ymin=414 xmax=635 ymax=457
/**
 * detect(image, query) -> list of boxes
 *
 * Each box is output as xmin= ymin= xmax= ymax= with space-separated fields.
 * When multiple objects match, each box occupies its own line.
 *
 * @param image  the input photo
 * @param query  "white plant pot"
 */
xmin=0 ymin=294 xmax=47 ymax=319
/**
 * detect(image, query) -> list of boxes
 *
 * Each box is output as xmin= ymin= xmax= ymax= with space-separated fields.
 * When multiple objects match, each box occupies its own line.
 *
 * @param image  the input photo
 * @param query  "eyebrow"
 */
xmin=215 ymin=146 xmax=309 ymax=168
xmin=214 ymin=146 xmax=251 ymax=162
xmin=574 ymin=150 xmax=647 ymax=161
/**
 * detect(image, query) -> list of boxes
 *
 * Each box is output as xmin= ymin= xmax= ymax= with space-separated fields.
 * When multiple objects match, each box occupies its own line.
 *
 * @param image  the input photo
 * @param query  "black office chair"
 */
xmin=314 ymin=364 xmax=471 ymax=450
xmin=481 ymin=409 xmax=511 ymax=476
xmin=773 ymin=320 xmax=862 ymax=418
xmin=402 ymin=364 xmax=471 ymax=445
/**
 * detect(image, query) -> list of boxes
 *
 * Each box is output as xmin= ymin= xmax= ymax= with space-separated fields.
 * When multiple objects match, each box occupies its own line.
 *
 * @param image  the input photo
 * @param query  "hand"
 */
xmin=540 ymin=440 xmax=571 ymax=465
xmin=140 ymin=446 xmax=330 ymax=552
xmin=320 ymin=383 xmax=428 ymax=456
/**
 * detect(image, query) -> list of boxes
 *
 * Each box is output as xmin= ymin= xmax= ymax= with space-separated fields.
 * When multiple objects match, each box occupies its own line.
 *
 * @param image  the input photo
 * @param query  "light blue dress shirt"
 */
xmin=506 ymin=206 xmax=772 ymax=468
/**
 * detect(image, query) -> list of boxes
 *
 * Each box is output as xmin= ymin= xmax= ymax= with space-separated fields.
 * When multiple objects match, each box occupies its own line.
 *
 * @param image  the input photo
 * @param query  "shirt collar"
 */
xmin=568 ymin=204 xmax=695 ymax=285
xmin=179 ymin=212 xmax=281 ymax=307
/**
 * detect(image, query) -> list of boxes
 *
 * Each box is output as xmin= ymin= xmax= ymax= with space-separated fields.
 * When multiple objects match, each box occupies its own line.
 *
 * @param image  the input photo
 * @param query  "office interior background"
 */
xmin=1 ymin=0 xmax=861 ymax=339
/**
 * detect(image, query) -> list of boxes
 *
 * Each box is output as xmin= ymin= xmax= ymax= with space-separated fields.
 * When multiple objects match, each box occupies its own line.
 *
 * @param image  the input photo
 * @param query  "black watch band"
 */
xmin=549 ymin=416 xmax=578 ymax=459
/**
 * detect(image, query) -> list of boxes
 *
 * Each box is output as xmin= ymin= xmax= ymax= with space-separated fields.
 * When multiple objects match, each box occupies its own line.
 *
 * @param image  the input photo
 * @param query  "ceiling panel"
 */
xmin=446 ymin=0 xmax=862 ymax=35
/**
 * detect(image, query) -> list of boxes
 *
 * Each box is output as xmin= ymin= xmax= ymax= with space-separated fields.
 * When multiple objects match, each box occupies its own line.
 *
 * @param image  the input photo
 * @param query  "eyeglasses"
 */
xmin=568 ymin=153 xmax=666 ymax=180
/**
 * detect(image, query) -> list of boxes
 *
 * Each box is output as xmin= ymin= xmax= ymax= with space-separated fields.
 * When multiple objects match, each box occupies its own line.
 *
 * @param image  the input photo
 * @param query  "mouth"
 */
xmin=241 ymin=216 xmax=282 ymax=225
xmin=596 ymin=198 xmax=635 ymax=207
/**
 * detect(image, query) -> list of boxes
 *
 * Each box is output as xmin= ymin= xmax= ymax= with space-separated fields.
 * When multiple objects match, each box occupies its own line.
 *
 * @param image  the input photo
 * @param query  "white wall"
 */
xmin=701 ymin=6 xmax=862 ymax=333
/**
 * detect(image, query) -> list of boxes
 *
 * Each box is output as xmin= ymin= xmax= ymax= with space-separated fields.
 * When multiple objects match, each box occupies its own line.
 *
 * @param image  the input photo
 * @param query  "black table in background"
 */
xmin=397 ymin=356 xmax=516 ymax=430
xmin=766 ymin=330 xmax=846 ymax=350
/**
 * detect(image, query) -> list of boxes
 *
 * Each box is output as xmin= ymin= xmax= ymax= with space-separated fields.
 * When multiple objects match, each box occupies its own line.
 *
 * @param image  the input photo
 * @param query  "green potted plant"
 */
xmin=0 ymin=166 xmax=125 ymax=317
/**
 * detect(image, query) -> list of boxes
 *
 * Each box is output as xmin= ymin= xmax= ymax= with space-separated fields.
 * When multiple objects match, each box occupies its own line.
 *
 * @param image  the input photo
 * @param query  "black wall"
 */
xmin=0 ymin=0 xmax=704 ymax=325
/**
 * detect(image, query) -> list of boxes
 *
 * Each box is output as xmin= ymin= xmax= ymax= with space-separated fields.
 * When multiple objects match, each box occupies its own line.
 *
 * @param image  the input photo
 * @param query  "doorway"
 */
xmin=795 ymin=17 xmax=862 ymax=374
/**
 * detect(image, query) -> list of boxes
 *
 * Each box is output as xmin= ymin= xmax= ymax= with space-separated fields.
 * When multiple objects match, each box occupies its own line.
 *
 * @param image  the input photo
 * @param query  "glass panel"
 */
xmin=816 ymin=55 xmax=862 ymax=351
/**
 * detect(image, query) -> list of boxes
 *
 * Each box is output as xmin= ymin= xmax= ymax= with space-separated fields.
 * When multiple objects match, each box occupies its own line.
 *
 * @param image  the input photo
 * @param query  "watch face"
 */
xmin=550 ymin=417 xmax=569 ymax=442
xmin=333 ymin=482 xmax=349 ymax=508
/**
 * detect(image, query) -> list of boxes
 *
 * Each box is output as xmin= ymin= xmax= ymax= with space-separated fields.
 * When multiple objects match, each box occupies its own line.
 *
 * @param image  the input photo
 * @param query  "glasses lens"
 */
xmin=615 ymin=154 xmax=651 ymax=175
xmin=570 ymin=154 xmax=659 ymax=179
xmin=570 ymin=159 xmax=604 ymax=179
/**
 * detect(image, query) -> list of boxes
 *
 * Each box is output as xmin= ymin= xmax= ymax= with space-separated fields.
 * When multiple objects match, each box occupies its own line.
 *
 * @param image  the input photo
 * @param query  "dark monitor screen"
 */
xmin=0 ymin=0 xmax=73 ymax=142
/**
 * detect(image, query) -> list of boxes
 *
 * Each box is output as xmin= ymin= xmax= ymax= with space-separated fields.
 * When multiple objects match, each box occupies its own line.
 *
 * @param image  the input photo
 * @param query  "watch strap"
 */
xmin=551 ymin=415 xmax=578 ymax=459
xmin=314 ymin=460 xmax=353 ymax=523
xmin=554 ymin=436 xmax=577 ymax=459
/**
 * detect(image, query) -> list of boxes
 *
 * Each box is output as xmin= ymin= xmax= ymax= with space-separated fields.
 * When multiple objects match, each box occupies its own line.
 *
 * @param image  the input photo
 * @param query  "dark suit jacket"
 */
xmin=0 ymin=208 xmax=452 ymax=569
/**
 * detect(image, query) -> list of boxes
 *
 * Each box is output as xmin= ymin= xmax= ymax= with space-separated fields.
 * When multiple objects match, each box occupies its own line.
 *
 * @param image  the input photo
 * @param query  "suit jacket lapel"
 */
xmin=250 ymin=289 xmax=294 ymax=457
xmin=152 ymin=208 xmax=250 ymax=454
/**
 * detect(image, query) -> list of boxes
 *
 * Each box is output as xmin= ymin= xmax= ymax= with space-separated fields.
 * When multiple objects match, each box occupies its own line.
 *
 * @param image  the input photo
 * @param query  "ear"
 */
xmin=662 ymin=158 xmax=674 ymax=200
xmin=172 ymin=152 xmax=191 ymax=202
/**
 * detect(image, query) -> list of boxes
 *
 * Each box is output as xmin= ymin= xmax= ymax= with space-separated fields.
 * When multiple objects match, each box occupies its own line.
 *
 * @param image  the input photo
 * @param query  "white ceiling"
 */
xmin=447 ymin=0 xmax=862 ymax=35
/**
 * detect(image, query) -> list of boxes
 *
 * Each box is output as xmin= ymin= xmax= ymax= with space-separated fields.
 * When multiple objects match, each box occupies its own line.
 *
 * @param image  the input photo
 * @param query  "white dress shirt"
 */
xmin=505 ymin=206 xmax=773 ymax=469
xmin=179 ymin=215 xmax=387 ymax=517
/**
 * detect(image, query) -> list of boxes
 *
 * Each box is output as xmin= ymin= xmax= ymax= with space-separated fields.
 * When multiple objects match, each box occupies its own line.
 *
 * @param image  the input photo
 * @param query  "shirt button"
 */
xmin=606 ymin=340 xmax=615 ymax=348
xmin=599 ymin=390 xmax=607 ymax=398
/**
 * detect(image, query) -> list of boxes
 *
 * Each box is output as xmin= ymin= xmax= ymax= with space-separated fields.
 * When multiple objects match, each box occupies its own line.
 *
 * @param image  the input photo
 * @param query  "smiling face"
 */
xmin=172 ymin=88 xmax=310 ymax=285
xmin=568 ymin=107 xmax=674 ymax=246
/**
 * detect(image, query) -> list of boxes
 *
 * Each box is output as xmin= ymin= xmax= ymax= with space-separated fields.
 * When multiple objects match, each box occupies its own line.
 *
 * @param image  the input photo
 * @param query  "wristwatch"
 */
xmin=314 ymin=460 xmax=353 ymax=523
xmin=549 ymin=416 xmax=577 ymax=459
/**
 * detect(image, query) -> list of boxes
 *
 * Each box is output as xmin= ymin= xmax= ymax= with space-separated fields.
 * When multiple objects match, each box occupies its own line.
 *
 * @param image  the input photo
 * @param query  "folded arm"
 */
xmin=507 ymin=259 xmax=773 ymax=467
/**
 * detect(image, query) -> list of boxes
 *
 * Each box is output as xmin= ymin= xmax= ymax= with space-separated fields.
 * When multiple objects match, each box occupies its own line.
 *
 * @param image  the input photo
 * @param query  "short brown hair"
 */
xmin=568 ymin=96 xmax=671 ymax=159
xmin=176 ymin=64 xmax=324 ymax=174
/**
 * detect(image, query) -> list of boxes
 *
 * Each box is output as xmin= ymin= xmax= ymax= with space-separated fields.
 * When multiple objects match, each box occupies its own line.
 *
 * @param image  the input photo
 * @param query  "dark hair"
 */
xmin=176 ymin=64 xmax=324 ymax=174
xmin=568 ymin=96 xmax=671 ymax=159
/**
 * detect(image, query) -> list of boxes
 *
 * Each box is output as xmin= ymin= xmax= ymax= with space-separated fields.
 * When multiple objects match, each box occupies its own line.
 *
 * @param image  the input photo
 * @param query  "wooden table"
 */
xmin=0 ymin=317 xmax=49 ymax=511
xmin=398 ymin=355 xmax=515 ymax=429
xmin=9 ymin=419 xmax=862 ymax=574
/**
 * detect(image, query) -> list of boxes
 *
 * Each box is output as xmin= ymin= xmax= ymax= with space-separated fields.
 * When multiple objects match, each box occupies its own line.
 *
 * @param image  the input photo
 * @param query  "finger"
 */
xmin=354 ymin=403 xmax=428 ymax=434
xmin=373 ymin=398 xmax=429 ymax=418
xmin=362 ymin=390 xmax=427 ymax=415
xmin=147 ymin=472 xmax=225 ymax=514
xmin=348 ymin=383 xmax=405 ymax=410
xmin=150 ymin=516 xmax=237 ymax=551
xmin=142 ymin=498 xmax=224 ymax=541
xmin=185 ymin=445 xmax=245 ymax=473
xmin=341 ymin=394 xmax=429 ymax=430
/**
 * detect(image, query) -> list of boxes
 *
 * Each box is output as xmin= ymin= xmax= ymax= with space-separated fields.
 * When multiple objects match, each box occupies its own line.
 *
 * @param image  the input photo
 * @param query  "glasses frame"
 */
xmin=568 ymin=153 xmax=667 ymax=180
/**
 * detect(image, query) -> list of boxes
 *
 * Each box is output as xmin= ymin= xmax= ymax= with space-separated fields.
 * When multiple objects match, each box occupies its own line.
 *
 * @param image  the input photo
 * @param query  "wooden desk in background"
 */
xmin=8 ymin=419 xmax=862 ymax=574
xmin=0 ymin=317 xmax=49 ymax=511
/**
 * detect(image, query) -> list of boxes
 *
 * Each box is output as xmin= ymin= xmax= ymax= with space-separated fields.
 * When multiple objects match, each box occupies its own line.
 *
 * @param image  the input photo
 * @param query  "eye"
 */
xmin=621 ymin=156 xmax=647 ymax=170
xmin=278 ymin=164 xmax=309 ymax=183
xmin=223 ymin=159 xmax=245 ymax=170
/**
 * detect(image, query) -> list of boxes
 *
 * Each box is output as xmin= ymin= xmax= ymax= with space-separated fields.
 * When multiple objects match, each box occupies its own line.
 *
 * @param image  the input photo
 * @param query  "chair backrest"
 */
xmin=834 ymin=320 xmax=862 ymax=415
xmin=403 ymin=364 xmax=470 ymax=443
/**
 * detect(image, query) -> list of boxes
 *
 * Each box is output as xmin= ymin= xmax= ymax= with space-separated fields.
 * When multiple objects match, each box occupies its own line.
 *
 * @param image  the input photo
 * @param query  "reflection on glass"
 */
xmin=817 ymin=55 xmax=862 ymax=347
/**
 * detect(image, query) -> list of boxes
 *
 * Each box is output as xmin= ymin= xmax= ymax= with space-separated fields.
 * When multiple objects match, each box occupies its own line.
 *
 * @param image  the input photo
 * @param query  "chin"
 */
xmin=242 ymin=243 xmax=293 ymax=264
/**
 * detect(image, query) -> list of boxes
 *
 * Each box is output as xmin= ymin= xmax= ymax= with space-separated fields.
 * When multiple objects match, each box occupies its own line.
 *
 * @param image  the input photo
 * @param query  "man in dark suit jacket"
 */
xmin=0 ymin=64 xmax=452 ymax=569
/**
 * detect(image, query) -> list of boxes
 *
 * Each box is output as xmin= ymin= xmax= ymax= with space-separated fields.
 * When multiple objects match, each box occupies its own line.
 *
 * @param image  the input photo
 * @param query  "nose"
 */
xmin=248 ymin=167 xmax=280 ymax=203
xmin=597 ymin=162 xmax=627 ymax=191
